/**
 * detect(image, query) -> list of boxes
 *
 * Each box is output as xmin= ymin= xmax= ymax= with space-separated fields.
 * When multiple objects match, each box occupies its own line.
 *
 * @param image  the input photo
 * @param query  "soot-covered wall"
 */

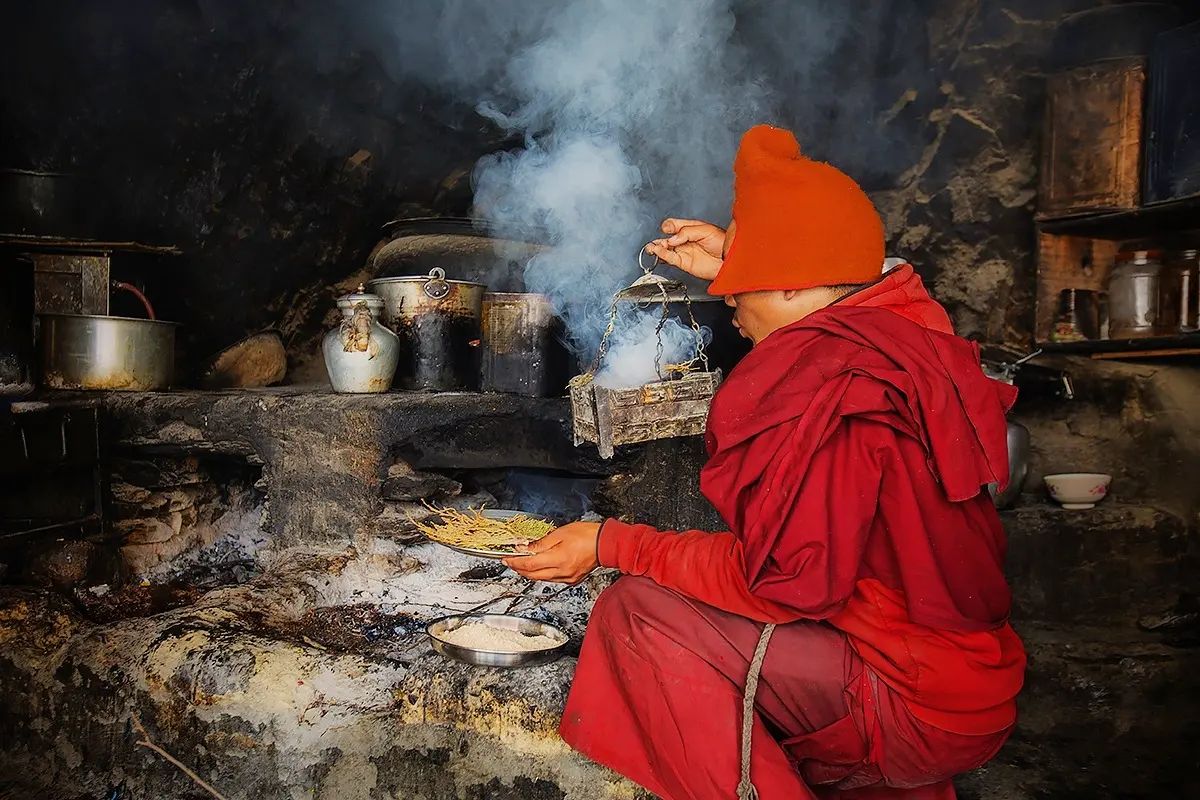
xmin=2 ymin=0 xmax=1181 ymax=375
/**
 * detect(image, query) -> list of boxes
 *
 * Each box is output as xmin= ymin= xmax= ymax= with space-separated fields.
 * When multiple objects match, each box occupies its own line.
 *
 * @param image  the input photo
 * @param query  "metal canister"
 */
xmin=481 ymin=293 xmax=568 ymax=397
xmin=1107 ymin=249 xmax=1170 ymax=338
xmin=367 ymin=268 xmax=485 ymax=391
xmin=1166 ymin=248 xmax=1199 ymax=331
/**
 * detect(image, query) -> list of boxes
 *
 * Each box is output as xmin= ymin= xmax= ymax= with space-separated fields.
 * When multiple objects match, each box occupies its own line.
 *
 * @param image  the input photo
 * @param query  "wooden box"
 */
xmin=570 ymin=370 xmax=721 ymax=459
xmin=1039 ymin=58 xmax=1146 ymax=217
xmin=31 ymin=253 xmax=110 ymax=315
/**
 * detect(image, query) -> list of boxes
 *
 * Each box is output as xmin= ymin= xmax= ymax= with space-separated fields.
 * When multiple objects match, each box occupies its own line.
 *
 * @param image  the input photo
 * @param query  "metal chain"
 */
xmin=683 ymin=292 xmax=711 ymax=372
xmin=653 ymin=281 xmax=670 ymax=379
xmin=585 ymin=293 xmax=622 ymax=377
xmin=584 ymin=246 xmax=715 ymax=382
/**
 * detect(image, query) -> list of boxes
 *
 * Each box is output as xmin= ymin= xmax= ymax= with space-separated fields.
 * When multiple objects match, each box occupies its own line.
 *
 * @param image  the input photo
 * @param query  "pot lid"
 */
xmin=614 ymin=273 xmax=720 ymax=303
xmin=367 ymin=273 xmax=486 ymax=288
xmin=379 ymin=216 xmax=551 ymax=245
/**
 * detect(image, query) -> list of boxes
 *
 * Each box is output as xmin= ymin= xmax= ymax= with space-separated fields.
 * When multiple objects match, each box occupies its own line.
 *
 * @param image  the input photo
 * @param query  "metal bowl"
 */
xmin=427 ymin=613 xmax=568 ymax=668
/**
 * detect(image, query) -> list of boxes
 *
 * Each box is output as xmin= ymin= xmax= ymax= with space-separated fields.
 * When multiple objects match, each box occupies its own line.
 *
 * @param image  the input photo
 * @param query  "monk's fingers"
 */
xmin=504 ymin=546 xmax=567 ymax=573
xmin=522 ymin=532 xmax=560 ymax=554
xmin=661 ymin=217 xmax=709 ymax=234
xmin=665 ymin=227 xmax=718 ymax=247
xmin=645 ymin=242 xmax=685 ymax=268
xmin=502 ymin=559 xmax=552 ymax=580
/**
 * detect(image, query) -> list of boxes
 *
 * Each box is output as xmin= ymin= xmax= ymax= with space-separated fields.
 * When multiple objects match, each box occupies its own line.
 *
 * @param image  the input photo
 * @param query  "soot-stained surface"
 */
xmin=5 ymin=0 xmax=1182 ymax=376
xmin=0 ymin=539 xmax=636 ymax=800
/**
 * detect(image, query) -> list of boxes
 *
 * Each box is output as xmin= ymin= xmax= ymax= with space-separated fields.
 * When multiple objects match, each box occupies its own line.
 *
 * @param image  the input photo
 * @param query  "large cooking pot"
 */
xmin=39 ymin=314 xmax=177 ymax=391
xmin=367 ymin=268 xmax=486 ymax=391
xmin=614 ymin=289 xmax=750 ymax=376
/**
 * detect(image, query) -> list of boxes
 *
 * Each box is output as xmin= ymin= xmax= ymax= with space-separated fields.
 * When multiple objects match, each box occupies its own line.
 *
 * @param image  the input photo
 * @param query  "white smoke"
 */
xmin=594 ymin=308 xmax=712 ymax=389
xmin=465 ymin=0 xmax=774 ymax=368
xmin=353 ymin=0 xmax=915 ymax=373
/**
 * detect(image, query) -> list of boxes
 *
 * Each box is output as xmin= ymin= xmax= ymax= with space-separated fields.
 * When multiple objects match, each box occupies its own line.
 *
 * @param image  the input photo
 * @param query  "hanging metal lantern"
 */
xmin=569 ymin=247 xmax=723 ymax=459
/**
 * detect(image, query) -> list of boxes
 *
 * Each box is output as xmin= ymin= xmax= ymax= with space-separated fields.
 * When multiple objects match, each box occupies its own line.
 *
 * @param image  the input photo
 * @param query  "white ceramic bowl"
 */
xmin=1044 ymin=473 xmax=1112 ymax=510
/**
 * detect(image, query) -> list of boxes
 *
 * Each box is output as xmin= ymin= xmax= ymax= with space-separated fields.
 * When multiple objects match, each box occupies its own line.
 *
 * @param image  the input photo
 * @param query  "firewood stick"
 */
xmin=130 ymin=715 xmax=231 ymax=800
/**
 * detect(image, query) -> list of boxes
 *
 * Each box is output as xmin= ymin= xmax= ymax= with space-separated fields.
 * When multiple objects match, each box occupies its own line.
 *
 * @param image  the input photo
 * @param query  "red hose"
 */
xmin=112 ymin=281 xmax=156 ymax=320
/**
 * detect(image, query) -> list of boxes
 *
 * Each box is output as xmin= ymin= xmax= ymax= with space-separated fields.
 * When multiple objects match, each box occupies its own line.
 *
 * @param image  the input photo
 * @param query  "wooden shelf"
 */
xmin=1038 ymin=332 xmax=1200 ymax=360
xmin=1036 ymin=194 xmax=1200 ymax=240
xmin=0 ymin=234 xmax=181 ymax=256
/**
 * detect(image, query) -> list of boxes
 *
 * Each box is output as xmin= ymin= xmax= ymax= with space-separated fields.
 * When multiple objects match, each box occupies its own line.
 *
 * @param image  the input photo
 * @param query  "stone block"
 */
xmin=381 ymin=463 xmax=462 ymax=502
xmin=1003 ymin=501 xmax=1196 ymax=624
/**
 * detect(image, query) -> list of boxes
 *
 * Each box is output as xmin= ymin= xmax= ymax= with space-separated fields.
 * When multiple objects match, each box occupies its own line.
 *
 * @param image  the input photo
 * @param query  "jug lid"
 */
xmin=337 ymin=284 xmax=385 ymax=310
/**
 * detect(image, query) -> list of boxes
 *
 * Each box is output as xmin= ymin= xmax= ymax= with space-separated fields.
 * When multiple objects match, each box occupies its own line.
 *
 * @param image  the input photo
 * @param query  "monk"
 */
xmin=504 ymin=124 xmax=1025 ymax=800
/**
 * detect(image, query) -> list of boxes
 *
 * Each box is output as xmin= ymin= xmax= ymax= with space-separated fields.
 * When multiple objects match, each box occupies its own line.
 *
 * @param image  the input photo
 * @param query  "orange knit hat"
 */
xmin=707 ymin=125 xmax=885 ymax=296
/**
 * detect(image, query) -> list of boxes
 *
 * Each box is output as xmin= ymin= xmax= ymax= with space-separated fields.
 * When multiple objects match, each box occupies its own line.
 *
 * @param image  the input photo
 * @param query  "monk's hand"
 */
xmin=503 ymin=521 xmax=601 ymax=584
xmin=645 ymin=218 xmax=725 ymax=281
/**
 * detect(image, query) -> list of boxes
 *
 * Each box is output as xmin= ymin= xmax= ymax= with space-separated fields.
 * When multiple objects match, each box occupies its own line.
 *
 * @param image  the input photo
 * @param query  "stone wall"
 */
xmin=6 ymin=0 xmax=1194 ymax=376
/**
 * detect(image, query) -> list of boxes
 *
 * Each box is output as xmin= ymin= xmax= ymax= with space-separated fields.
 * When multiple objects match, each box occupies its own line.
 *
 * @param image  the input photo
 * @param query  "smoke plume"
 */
xmin=463 ymin=0 xmax=775 ymax=368
xmin=364 ymin=0 xmax=927 ymax=371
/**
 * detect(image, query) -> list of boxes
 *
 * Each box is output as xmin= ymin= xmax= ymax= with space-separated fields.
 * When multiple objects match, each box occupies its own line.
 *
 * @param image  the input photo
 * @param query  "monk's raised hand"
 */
xmin=645 ymin=218 xmax=725 ymax=281
xmin=502 ymin=521 xmax=601 ymax=584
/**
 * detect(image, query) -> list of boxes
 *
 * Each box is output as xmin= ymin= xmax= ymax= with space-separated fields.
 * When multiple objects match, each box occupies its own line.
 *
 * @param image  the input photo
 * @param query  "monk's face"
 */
xmin=725 ymin=290 xmax=829 ymax=344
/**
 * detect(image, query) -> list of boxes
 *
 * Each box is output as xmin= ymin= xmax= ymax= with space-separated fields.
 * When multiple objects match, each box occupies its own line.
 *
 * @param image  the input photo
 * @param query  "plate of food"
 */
xmin=410 ymin=506 xmax=555 ymax=559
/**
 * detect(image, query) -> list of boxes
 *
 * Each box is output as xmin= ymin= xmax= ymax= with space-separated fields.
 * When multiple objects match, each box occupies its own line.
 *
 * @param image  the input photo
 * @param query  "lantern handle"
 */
xmin=638 ymin=244 xmax=660 ymax=275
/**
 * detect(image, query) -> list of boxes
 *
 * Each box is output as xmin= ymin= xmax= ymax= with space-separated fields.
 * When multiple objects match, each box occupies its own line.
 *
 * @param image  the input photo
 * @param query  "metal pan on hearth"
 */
xmin=427 ymin=613 xmax=568 ymax=668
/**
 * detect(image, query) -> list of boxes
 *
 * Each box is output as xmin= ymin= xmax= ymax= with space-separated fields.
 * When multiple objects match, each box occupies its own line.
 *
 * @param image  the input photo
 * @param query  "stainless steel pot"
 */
xmin=367 ymin=268 xmax=486 ymax=391
xmin=39 ymin=314 xmax=177 ymax=391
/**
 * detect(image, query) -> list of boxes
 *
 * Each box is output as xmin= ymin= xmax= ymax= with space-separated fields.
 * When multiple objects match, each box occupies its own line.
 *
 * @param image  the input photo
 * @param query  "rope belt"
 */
xmin=736 ymin=622 xmax=777 ymax=800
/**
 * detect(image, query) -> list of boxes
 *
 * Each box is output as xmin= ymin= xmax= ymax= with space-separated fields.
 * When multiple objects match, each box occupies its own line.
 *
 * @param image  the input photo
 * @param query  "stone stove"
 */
xmin=2 ymin=360 xmax=1199 ymax=800
xmin=0 ymin=388 xmax=684 ymax=799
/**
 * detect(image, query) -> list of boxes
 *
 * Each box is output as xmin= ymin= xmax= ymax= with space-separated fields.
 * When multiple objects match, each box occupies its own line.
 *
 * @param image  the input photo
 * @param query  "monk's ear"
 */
xmin=782 ymin=289 xmax=800 ymax=301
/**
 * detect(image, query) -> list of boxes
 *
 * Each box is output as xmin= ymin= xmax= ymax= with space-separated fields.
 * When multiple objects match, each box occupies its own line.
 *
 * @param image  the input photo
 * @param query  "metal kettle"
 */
xmin=981 ymin=350 xmax=1073 ymax=509
xmin=993 ymin=422 xmax=1031 ymax=509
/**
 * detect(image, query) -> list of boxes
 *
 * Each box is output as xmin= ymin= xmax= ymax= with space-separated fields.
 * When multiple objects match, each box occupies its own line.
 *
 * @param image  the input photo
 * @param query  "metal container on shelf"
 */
xmin=1051 ymin=288 xmax=1107 ymax=342
xmin=1165 ymin=247 xmax=1199 ymax=332
xmin=480 ymin=292 xmax=568 ymax=397
xmin=367 ymin=268 xmax=486 ymax=391
xmin=39 ymin=314 xmax=177 ymax=391
xmin=322 ymin=285 xmax=399 ymax=393
xmin=1107 ymin=249 xmax=1173 ymax=338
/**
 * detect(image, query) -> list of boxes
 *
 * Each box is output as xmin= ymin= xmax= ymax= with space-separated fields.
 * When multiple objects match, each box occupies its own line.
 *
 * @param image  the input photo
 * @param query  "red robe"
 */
xmin=561 ymin=266 xmax=1026 ymax=798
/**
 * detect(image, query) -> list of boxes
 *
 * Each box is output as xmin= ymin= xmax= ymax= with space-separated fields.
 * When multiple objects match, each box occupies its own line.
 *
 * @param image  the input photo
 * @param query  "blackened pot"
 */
xmin=481 ymin=293 xmax=570 ymax=397
xmin=367 ymin=268 xmax=486 ymax=391
xmin=0 ymin=169 xmax=80 ymax=236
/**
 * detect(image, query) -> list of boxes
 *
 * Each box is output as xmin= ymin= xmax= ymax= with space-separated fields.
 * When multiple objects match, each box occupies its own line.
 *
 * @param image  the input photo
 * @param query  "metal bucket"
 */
xmin=39 ymin=314 xmax=177 ymax=391
xmin=367 ymin=268 xmax=485 ymax=391
xmin=480 ymin=293 xmax=569 ymax=397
